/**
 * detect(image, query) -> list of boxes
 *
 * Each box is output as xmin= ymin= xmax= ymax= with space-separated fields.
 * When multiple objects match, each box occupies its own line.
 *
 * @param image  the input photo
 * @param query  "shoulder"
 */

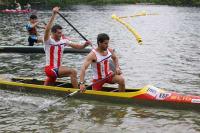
xmin=44 ymin=37 xmax=53 ymax=45
xmin=86 ymin=51 xmax=96 ymax=61
xmin=88 ymin=51 xmax=96 ymax=57
xmin=25 ymin=23 xmax=32 ymax=28
xmin=108 ymin=48 xmax=115 ymax=54
xmin=61 ymin=35 xmax=71 ymax=46
xmin=61 ymin=35 xmax=71 ymax=40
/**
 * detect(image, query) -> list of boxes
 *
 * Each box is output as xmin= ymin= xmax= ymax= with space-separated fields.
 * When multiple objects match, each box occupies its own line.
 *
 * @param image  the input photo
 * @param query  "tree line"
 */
xmin=1 ymin=0 xmax=200 ymax=7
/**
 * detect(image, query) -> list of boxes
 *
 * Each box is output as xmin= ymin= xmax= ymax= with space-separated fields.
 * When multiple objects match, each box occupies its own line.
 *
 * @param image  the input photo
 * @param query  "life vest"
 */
xmin=26 ymin=23 xmax=37 ymax=35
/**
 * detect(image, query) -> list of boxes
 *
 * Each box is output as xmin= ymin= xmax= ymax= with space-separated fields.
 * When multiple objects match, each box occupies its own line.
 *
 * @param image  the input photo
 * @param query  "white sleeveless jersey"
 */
xmin=44 ymin=36 xmax=70 ymax=68
xmin=91 ymin=49 xmax=112 ymax=80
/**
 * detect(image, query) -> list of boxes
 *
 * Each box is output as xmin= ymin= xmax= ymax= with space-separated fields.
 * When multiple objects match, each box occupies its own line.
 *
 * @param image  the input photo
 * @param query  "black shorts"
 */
xmin=28 ymin=36 xmax=38 ymax=46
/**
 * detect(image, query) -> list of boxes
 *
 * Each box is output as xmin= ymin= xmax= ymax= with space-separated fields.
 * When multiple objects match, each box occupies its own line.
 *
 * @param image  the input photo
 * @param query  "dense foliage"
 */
xmin=2 ymin=0 xmax=200 ymax=7
xmin=41 ymin=0 xmax=200 ymax=6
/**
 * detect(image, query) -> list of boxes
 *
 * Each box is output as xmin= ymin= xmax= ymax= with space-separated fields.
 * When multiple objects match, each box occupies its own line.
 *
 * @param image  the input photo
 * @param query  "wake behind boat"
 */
xmin=0 ymin=46 xmax=91 ymax=53
xmin=0 ymin=77 xmax=199 ymax=112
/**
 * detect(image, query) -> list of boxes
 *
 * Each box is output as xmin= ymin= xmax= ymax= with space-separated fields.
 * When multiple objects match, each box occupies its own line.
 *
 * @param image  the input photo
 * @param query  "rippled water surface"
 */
xmin=0 ymin=5 xmax=200 ymax=133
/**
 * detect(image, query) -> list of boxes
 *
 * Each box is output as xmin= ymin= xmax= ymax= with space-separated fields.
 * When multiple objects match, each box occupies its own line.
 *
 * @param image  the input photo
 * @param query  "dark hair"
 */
xmin=97 ymin=33 xmax=109 ymax=45
xmin=30 ymin=15 xmax=37 ymax=19
xmin=51 ymin=24 xmax=62 ymax=33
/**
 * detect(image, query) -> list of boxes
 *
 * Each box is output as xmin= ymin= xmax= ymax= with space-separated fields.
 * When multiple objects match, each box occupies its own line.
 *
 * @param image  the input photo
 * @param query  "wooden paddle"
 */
xmin=36 ymin=73 xmax=114 ymax=112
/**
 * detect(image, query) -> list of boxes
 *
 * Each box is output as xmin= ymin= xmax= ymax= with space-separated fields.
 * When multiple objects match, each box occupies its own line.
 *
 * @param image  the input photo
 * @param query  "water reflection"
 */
xmin=0 ymin=93 xmax=200 ymax=132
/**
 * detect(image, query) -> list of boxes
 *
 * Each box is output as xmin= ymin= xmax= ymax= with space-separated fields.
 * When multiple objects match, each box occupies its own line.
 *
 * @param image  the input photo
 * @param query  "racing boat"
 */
xmin=0 ymin=9 xmax=35 ymax=14
xmin=0 ymin=77 xmax=199 ymax=111
xmin=0 ymin=46 xmax=91 ymax=53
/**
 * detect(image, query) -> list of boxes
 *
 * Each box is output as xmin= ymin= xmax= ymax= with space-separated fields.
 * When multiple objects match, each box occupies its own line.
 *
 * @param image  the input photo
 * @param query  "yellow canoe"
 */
xmin=0 ymin=77 xmax=200 ymax=111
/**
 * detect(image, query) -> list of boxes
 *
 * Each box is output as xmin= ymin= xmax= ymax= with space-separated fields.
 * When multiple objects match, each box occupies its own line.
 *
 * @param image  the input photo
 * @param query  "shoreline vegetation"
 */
xmin=0 ymin=0 xmax=199 ymax=8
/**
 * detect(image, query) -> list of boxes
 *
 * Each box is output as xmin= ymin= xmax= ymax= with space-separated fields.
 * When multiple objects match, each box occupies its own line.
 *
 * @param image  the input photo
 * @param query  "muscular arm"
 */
xmin=69 ymin=40 xmax=91 ymax=49
xmin=31 ymin=22 xmax=39 ymax=28
xmin=110 ymin=49 xmax=122 ymax=75
xmin=69 ymin=43 xmax=86 ymax=49
xmin=80 ymin=52 xmax=95 ymax=83
xmin=110 ymin=49 xmax=120 ymax=69
xmin=44 ymin=7 xmax=60 ymax=42
xmin=26 ymin=22 xmax=38 ymax=31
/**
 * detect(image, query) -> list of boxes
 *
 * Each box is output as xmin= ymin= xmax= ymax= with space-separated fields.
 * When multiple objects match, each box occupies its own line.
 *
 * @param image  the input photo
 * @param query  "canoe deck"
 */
xmin=13 ymin=77 xmax=150 ymax=93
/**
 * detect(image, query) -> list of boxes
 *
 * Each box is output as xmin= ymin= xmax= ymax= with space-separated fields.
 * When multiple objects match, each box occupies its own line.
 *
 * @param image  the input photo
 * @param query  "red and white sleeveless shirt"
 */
xmin=44 ymin=36 xmax=70 ymax=68
xmin=91 ymin=49 xmax=112 ymax=80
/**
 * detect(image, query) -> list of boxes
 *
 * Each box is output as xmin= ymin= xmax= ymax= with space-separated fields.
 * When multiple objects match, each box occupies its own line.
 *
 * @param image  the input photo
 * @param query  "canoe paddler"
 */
xmin=25 ymin=15 xmax=45 ymax=46
xmin=15 ymin=1 xmax=21 ymax=10
xmin=79 ymin=33 xmax=125 ymax=92
xmin=43 ymin=7 xmax=91 ymax=87
xmin=24 ymin=3 xmax=31 ymax=11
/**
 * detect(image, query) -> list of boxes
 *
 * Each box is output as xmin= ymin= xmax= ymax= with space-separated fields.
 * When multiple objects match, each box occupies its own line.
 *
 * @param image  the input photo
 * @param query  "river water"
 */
xmin=0 ymin=5 xmax=200 ymax=133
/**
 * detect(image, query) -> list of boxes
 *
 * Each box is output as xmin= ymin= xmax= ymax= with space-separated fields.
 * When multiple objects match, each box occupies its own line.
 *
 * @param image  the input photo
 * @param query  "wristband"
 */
xmin=79 ymin=81 xmax=85 ymax=85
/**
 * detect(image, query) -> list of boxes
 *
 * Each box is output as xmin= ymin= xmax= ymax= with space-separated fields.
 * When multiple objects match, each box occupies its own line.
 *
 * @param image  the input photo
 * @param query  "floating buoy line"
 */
xmin=112 ymin=11 xmax=158 ymax=45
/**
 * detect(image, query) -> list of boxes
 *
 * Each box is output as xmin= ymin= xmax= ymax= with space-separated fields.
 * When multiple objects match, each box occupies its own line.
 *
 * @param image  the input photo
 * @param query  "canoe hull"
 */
xmin=0 ymin=9 xmax=34 ymax=14
xmin=0 ymin=46 xmax=91 ymax=53
xmin=0 ymin=77 xmax=200 ymax=111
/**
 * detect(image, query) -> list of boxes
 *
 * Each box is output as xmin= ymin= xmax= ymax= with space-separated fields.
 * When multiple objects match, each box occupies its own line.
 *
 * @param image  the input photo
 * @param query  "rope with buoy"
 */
xmin=112 ymin=14 xmax=142 ymax=45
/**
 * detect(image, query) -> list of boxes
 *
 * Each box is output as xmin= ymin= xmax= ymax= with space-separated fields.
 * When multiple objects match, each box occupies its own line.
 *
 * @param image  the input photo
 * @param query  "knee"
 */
xmin=71 ymin=69 xmax=77 ymax=76
xmin=119 ymin=77 xmax=125 ymax=85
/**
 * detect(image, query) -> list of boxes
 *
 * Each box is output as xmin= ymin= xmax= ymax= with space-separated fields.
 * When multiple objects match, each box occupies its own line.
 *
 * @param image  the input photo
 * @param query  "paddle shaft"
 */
xmin=84 ymin=72 xmax=114 ymax=90
xmin=57 ymin=12 xmax=96 ymax=49
xmin=57 ymin=12 xmax=88 ymax=41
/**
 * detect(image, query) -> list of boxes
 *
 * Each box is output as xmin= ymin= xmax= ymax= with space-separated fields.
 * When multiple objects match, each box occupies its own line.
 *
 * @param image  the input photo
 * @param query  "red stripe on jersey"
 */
xmin=97 ymin=62 xmax=102 ymax=79
xmin=57 ymin=45 xmax=61 ymax=67
xmin=104 ymin=60 xmax=108 ymax=76
xmin=50 ymin=45 xmax=55 ymax=67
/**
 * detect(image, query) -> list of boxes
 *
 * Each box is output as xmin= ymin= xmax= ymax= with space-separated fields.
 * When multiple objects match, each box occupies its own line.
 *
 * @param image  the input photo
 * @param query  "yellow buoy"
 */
xmin=112 ymin=14 xmax=142 ymax=45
